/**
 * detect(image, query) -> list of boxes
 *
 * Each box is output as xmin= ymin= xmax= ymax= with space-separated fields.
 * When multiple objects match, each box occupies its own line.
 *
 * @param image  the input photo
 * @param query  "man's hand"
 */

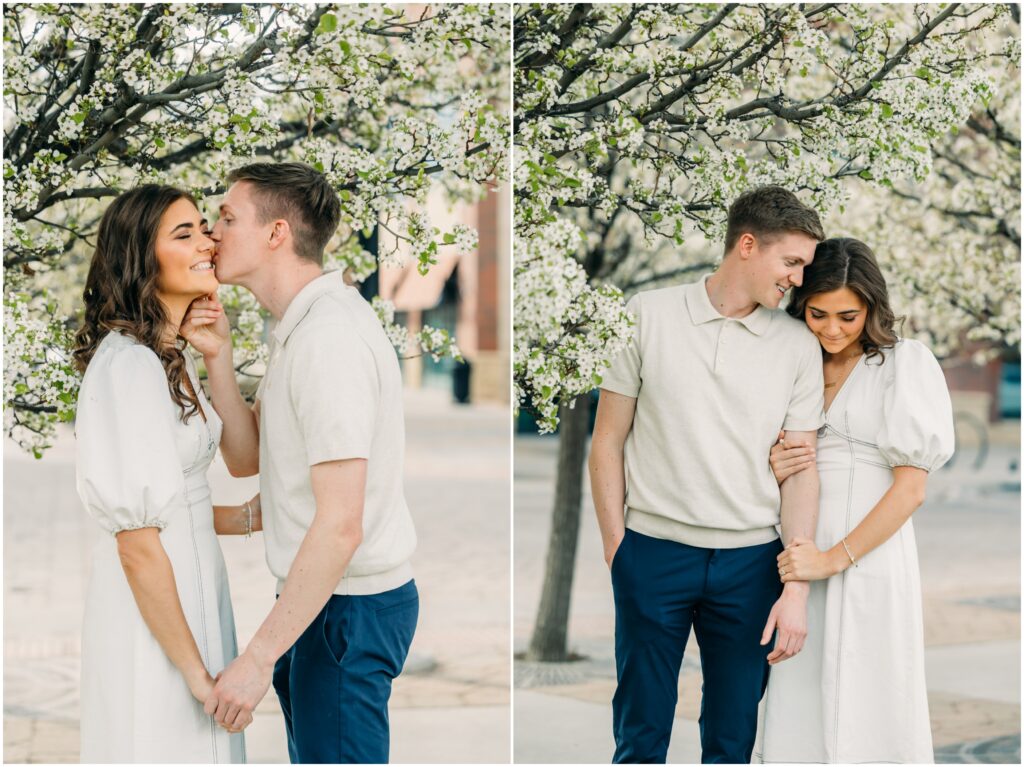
xmin=204 ymin=650 xmax=272 ymax=731
xmin=604 ymin=531 xmax=625 ymax=569
xmin=760 ymin=582 xmax=809 ymax=665
xmin=180 ymin=293 xmax=229 ymax=358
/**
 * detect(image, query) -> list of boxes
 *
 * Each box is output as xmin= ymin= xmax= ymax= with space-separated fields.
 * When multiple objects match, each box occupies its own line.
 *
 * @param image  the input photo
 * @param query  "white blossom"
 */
xmin=514 ymin=3 xmax=1019 ymax=430
xmin=4 ymin=3 xmax=510 ymax=455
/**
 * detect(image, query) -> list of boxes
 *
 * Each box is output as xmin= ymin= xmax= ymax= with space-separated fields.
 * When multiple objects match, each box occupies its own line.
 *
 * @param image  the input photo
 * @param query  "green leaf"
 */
xmin=317 ymin=13 xmax=338 ymax=34
xmin=339 ymin=39 xmax=352 ymax=56
xmin=443 ymin=232 xmax=457 ymax=244
xmin=858 ymin=169 xmax=874 ymax=181
xmin=880 ymin=103 xmax=893 ymax=119
xmin=563 ymin=178 xmax=581 ymax=188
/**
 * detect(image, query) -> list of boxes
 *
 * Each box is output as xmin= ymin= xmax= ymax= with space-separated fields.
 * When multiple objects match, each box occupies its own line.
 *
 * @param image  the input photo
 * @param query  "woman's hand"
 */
xmin=180 ymin=293 xmax=229 ymax=359
xmin=777 ymin=537 xmax=841 ymax=582
xmin=770 ymin=430 xmax=815 ymax=485
xmin=186 ymin=666 xmax=217 ymax=705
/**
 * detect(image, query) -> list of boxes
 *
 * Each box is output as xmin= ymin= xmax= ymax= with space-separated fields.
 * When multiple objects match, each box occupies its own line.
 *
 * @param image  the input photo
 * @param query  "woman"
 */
xmin=756 ymin=237 xmax=954 ymax=763
xmin=73 ymin=185 xmax=258 ymax=763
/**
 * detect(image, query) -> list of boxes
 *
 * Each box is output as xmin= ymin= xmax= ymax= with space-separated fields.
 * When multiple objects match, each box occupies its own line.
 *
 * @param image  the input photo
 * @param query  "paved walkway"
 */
xmin=4 ymin=388 xmax=510 ymax=763
xmin=514 ymin=431 xmax=1021 ymax=764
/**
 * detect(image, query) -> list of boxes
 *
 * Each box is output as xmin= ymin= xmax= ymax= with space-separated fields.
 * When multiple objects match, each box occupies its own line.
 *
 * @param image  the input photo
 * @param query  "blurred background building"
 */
xmin=375 ymin=184 xmax=510 ymax=406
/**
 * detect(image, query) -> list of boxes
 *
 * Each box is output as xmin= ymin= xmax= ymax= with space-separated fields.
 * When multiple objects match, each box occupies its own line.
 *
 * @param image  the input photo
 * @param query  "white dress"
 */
xmin=76 ymin=332 xmax=245 ymax=763
xmin=757 ymin=339 xmax=955 ymax=763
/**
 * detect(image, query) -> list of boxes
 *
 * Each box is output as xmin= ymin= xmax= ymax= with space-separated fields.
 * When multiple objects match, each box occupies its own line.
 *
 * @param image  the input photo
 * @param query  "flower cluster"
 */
xmin=3 ymin=292 xmax=79 ymax=456
xmin=514 ymin=219 xmax=634 ymax=432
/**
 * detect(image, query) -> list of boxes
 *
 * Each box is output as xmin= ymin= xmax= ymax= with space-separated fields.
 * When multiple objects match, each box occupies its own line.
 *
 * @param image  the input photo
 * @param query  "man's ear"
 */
xmin=736 ymin=232 xmax=756 ymax=260
xmin=268 ymin=219 xmax=291 ymax=250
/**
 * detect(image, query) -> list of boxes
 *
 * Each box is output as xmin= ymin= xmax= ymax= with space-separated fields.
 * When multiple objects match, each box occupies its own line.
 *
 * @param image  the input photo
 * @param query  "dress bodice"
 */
xmin=181 ymin=352 xmax=222 ymax=479
xmin=816 ymin=338 xmax=954 ymax=475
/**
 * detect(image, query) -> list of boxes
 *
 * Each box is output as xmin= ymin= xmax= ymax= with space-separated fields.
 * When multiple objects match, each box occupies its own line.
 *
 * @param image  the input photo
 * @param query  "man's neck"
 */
xmin=245 ymin=260 xmax=325 ymax=321
xmin=705 ymin=262 xmax=759 ymax=319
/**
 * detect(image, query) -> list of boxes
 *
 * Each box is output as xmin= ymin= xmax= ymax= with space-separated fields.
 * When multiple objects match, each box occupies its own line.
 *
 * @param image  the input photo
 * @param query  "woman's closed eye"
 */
xmin=811 ymin=312 xmax=858 ymax=322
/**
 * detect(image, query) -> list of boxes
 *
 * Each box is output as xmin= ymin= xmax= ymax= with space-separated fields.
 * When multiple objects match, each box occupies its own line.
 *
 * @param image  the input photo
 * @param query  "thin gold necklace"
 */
xmin=824 ymin=352 xmax=861 ymax=389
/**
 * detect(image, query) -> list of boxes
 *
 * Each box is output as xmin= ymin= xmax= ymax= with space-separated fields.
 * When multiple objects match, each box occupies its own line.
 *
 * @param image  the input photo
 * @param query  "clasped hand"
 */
xmin=778 ymin=537 xmax=836 ymax=582
xmin=203 ymin=651 xmax=272 ymax=734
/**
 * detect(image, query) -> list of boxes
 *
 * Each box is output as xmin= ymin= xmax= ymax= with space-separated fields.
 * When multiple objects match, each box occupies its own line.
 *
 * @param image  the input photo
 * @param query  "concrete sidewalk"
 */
xmin=4 ymin=387 xmax=510 ymax=763
xmin=514 ymin=433 xmax=1021 ymax=764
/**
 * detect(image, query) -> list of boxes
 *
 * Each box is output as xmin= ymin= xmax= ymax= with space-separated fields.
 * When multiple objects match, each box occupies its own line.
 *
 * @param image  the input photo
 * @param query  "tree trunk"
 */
xmin=526 ymin=395 xmax=591 ymax=662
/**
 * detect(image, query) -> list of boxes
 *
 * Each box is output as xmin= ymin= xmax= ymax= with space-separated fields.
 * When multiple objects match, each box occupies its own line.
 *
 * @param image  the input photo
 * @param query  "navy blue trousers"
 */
xmin=272 ymin=579 xmax=419 ymax=764
xmin=611 ymin=530 xmax=783 ymax=764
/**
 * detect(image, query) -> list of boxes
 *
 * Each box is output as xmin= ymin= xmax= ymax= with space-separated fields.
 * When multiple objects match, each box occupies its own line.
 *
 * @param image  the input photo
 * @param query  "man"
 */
xmin=182 ymin=162 xmax=418 ymax=763
xmin=588 ymin=185 xmax=826 ymax=763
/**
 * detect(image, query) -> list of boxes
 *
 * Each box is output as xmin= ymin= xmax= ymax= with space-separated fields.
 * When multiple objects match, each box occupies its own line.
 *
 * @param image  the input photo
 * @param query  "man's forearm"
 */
xmin=779 ymin=465 xmax=820 ymax=545
xmin=588 ymin=440 xmax=627 ymax=560
xmin=779 ymin=464 xmax=819 ymax=595
xmin=204 ymin=342 xmax=259 ymax=474
xmin=244 ymin=514 xmax=360 ymax=670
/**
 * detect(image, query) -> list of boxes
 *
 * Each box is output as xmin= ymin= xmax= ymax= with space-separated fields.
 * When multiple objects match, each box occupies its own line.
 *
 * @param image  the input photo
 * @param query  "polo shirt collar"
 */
xmin=273 ymin=270 xmax=346 ymax=345
xmin=686 ymin=274 xmax=771 ymax=336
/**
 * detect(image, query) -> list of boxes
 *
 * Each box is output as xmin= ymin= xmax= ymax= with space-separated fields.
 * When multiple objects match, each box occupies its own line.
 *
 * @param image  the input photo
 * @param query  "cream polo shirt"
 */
xmin=256 ymin=271 xmax=416 ymax=595
xmin=601 ymin=274 xmax=825 ymax=549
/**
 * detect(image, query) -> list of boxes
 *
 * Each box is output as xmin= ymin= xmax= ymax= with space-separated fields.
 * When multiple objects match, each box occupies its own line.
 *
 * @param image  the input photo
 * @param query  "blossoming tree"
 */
xmin=514 ymin=3 xmax=1020 ymax=661
xmin=4 ymin=2 xmax=509 ymax=456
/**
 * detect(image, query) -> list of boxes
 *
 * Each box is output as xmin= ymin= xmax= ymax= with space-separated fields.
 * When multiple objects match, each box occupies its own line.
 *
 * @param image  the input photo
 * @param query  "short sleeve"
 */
xmin=288 ymin=323 xmax=380 ymax=466
xmin=784 ymin=328 xmax=826 ymax=432
xmin=75 ymin=342 xmax=184 ymax=534
xmin=600 ymin=294 xmax=642 ymax=398
xmin=878 ymin=339 xmax=955 ymax=471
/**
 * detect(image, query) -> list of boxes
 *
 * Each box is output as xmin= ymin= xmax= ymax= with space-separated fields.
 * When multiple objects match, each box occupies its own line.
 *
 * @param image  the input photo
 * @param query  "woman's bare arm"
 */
xmin=116 ymin=528 xmax=214 ymax=702
xmin=213 ymin=494 xmax=263 ymax=536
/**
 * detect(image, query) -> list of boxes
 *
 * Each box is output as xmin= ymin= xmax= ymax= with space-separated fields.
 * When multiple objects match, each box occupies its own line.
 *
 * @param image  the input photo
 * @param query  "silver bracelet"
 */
xmin=244 ymin=501 xmax=252 ymax=538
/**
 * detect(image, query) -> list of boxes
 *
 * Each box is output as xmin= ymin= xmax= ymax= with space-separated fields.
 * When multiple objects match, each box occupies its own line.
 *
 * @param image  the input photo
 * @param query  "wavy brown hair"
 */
xmin=786 ymin=237 xmax=902 ymax=364
xmin=72 ymin=184 xmax=202 ymax=421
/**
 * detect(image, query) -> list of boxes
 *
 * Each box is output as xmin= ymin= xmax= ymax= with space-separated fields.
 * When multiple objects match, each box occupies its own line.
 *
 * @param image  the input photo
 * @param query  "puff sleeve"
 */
xmin=877 ymin=339 xmax=955 ymax=472
xmin=600 ymin=294 xmax=642 ymax=398
xmin=75 ymin=341 xmax=184 ymax=534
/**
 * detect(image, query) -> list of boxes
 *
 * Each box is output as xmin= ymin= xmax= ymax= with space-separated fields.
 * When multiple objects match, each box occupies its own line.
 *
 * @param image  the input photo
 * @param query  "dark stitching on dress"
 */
xmin=185 ymin=462 xmax=217 ymax=761
xmin=831 ymin=411 xmax=856 ymax=761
